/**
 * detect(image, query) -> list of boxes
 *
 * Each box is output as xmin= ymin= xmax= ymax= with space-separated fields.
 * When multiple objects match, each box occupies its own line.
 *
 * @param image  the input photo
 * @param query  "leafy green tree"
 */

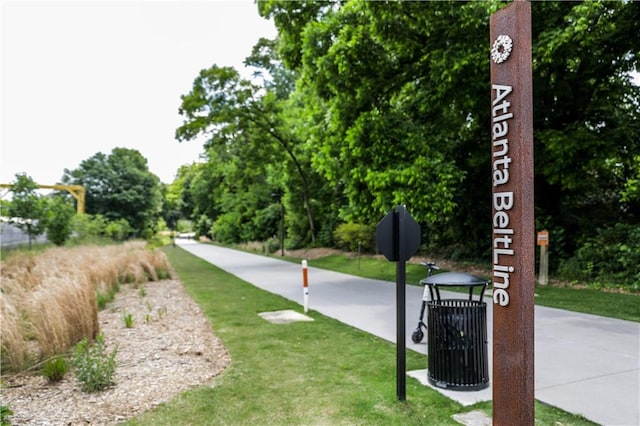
xmin=257 ymin=1 xmax=336 ymax=71
xmin=181 ymin=162 xmax=223 ymax=225
xmin=532 ymin=1 xmax=640 ymax=255
xmin=45 ymin=196 xmax=75 ymax=246
xmin=260 ymin=0 xmax=639 ymax=263
xmin=621 ymin=155 xmax=640 ymax=205
xmin=160 ymin=182 xmax=182 ymax=232
xmin=170 ymin=0 xmax=637 ymax=271
xmin=262 ymin=1 xmax=490 ymax=255
xmin=7 ymin=173 xmax=47 ymax=248
xmin=63 ymin=148 xmax=162 ymax=237
xmin=205 ymin=146 xmax=280 ymax=243
xmin=176 ymin=65 xmax=320 ymax=244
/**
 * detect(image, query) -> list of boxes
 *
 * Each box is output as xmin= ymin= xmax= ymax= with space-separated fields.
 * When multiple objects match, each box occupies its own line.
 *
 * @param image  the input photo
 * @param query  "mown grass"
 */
xmin=303 ymin=254 xmax=640 ymax=322
xmin=126 ymin=246 xmax=595 ymax=425
xmin=303 ymin=255 xmax=458 ymax=286
xmin=532 ymin=285 xmax=640 ymax=322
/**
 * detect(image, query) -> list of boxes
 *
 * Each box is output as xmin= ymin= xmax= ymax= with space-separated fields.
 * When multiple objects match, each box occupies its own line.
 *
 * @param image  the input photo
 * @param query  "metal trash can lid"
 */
xmin=424 ymin=271 xmax=489 ymax=286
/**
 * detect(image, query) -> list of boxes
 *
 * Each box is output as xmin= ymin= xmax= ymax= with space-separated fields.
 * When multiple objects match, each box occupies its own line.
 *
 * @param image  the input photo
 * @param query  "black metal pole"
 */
xmin=280 ymin=202 xmax=284 ymax=256
xmin=396 ymin=259 xmax=406 ymax=401
xmin=395 ymin=207 xmax=406 ymax=401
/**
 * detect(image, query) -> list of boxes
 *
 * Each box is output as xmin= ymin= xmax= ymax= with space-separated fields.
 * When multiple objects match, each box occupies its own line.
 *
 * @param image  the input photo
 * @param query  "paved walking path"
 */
xmin=177 ymin=240 xmax=639 ymax=426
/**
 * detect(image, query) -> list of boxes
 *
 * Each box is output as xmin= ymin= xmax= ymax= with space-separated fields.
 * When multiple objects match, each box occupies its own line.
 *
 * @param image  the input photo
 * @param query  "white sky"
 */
xmin=1 ymin=0 xmax=277 ymax=186
xmin=3 ymin=2 xmax=637 ymax=190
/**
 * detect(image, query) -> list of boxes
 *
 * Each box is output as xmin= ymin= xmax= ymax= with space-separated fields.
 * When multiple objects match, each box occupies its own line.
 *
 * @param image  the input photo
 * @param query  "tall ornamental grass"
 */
xmin=0 ymin=242 xmax=172 ymax=372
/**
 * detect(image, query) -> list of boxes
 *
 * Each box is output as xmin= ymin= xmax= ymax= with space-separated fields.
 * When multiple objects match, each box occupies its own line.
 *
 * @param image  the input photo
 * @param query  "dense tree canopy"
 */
xmin=532 ymin=1 xmax=640 ymax=255
xmin=172 ymin=0 xmax=639 ymax=285
xmin=63 ymin=148 xmax=162 ymax=237
xmin=176 ymin=62 xmax=336 ymax=245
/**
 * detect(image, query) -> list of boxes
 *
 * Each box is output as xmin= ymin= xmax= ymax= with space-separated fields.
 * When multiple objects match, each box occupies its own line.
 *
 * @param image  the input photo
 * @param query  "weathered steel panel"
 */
xmin=490 ymin=1 xmax=535 ymax=424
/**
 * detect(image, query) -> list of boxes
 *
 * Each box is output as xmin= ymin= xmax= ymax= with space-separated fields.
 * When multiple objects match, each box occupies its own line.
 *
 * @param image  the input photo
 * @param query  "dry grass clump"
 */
xmin=0 ymin=242 xmax=173 ymax=372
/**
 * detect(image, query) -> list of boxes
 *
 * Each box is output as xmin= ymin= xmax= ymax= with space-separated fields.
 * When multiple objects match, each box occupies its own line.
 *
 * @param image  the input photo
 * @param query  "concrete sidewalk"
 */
xmin=177 ymin=240 xmax=639 ymax=426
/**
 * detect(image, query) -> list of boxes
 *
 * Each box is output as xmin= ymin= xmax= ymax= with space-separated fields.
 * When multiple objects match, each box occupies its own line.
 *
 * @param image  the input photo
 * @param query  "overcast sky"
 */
xmin=3 ymin=2 xmax=638 ymax=190
xmin=1 ymin=0 xmax=277 ymax=187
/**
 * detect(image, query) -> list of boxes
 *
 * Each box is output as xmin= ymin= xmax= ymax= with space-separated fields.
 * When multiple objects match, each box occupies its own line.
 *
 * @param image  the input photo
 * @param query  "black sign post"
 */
xmin=376 ymin=205 xmax=421 ymax=401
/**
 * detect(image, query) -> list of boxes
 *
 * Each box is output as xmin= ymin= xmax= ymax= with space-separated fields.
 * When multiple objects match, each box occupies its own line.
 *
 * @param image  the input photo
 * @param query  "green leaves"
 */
xmin=532 ymin=1 xmax=640 ymax=244
xmin=72 ymin=334 xmax=117 ymax=393
xmin=7 ymin=173 xmax=47 ymax=247
xmin=286 ymin=1 xmax=491 ymax=228
xmin=171 ymin=0 xmax=638 ymax=264
xmin=63 ymin=148 xmax=162 ymax=237
xmin=45 ymin=196 xmax=75 ymax=246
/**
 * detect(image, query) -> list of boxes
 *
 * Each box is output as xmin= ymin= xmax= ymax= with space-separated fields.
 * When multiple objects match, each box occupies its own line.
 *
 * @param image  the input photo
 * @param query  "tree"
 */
xmin=7 ymin=173 xmax=47 ymax=248
xmin=259 ymin=0 xmax=639 ymax=262
xmin=176 ymin=65 xmax=321 ymax=244
xmin=45 ymin=196 xmax=75 ymax=246
xmin=262 ymin=1 xmax=492 ymax=255
xmin=532 ymin=1 xmax=640 ymax=255
xmin=63 ymin=148 xmax=162 ymax=237
xmin=160 ymin=180 xmax=183 ymax=232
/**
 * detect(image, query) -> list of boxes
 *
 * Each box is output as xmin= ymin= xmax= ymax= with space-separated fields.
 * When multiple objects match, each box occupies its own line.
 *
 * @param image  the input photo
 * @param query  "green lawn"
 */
xmin=125 ymin=246 xmax=595 ymax=425
xmin=303 ymin=254 xmax=640 ymax=322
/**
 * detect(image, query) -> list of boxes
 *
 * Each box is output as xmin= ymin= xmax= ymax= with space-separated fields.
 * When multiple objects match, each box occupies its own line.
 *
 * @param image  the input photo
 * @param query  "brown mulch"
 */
xmin=1 ymin=279 xmax=231 ymax=425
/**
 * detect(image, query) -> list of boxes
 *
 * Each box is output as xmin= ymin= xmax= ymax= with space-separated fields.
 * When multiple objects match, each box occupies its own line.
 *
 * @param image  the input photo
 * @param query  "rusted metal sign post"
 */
xmin=490 ymin=1 xmax=535 ymax=424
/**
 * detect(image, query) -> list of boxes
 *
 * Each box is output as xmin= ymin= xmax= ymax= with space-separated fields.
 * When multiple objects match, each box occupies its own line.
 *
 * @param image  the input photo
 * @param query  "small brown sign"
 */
xmin=537 ymin=230 xmax=549 ymax=246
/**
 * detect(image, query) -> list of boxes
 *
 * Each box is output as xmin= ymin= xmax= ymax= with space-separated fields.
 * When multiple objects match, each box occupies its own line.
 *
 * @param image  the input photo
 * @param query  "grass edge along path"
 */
xmin=126 ymin=246 xmax=595 ymax=425
xmin=291 ymin=254 xmax=640 ymax=323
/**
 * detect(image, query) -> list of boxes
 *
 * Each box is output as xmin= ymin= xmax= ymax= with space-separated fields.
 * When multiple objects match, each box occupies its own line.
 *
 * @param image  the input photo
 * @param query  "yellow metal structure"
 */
xmin=0 ymin=183 xmax=85 ymax=214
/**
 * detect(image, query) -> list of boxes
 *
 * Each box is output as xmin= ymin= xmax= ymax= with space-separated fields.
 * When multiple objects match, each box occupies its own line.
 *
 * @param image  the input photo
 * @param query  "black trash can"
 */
xmin=421 ymin=272 xmax=489 ymax=391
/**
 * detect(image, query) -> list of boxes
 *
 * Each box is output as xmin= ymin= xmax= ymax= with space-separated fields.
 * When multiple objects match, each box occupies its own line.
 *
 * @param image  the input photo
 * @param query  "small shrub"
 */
xmin=0 ymin=381 xmax=12 ymax=426
xmin=96 ymin=293 xmax=108 ymax=310
xmin=145 ymin=234 xmax=166 ymax=249
xmin=195 ymin=214 xmax=213 ymax=240
xmin=158 ymin=306 xmax=168 ymax=320
xmin=45 ymin=197 xmax=75 ymax=246
xmin=123 ymin=312 xmax=134 ymax=328
xmin=176 ymin=219 xmax=194 ymax=234
xmin=70 ymin=214 xmax=108 ymax=243
xmin=42 ymin=356 xmax=69 ymax=382
xmin=333 ymin=223 xmax=375 ymax=252
xmin=211 ymin=213 xmax=241 ymax=243
xmin=1 ymin=404 xmax=13 ymax=426
xmin=72 ymin=334 xmax=117 ymax=393
xmin=558 ymin=223 xmax=640 ymax=289
xmin=264 ymin=237 xmax=280 ymax=254
xmin=138 ymin=286 xmax=147 ymax=298
xmin=156 ymin=268 xmax=171 ymax=280
xmin=96 ymin=285 xmax=119 ymax=310
xmin=105 ymin=219 xmax=131 ymax=241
